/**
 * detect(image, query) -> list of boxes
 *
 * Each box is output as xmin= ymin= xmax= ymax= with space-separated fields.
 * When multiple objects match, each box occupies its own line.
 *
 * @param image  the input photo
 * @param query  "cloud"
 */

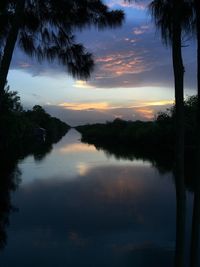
xmin=45 ymin=104 xmax=115 ymax=126
xmin=81 ymin=20 xmax=195 ymax=90
xmin=18 ymin=61 xmax=33 ymax=69
xmin=132 ymin=25 xmax=151 ymax=35
xmin=141 ymin=100 xmax=174 ymax=106
xmin=58 ymin=99 xmax=173 ymax=111
xmin=10 ymin=6 xmax=196 ymax=92
xmin=106 ymin=0 xmax=148 ymax=10
xmin=73 ymin=80 xmax=94 ymax=89
xmin=11 ymin=49 xmax=67 ymax=77
xmin=45 ymin=99 xmax=173 ymax=125
xmin=135 ymin=107 xmax=154 ymax=119
xmin=58 ymin=101 xmax=111 ymax=111
xmin=95 ymin=51 xmax=150 ymax=78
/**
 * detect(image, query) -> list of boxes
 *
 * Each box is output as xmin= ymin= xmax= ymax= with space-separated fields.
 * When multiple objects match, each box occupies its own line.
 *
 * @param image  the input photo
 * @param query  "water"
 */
xmin=0 ymin=129 xmax=195 ymax=267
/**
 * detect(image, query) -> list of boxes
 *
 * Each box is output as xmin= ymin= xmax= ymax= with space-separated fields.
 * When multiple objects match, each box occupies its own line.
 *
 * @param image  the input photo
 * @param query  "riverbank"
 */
xmin=0 ymin=88 xmax=70 ymax=160
xmin=76 ymin=95 xmax=198 ymax=151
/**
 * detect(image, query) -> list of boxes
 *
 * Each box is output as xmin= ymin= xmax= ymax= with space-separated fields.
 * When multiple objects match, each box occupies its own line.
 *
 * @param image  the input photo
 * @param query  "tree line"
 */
xmin=0 ymin=85 xmax=70 ymax=154
xmin=76 ymin=95 xmax=198 ymax=149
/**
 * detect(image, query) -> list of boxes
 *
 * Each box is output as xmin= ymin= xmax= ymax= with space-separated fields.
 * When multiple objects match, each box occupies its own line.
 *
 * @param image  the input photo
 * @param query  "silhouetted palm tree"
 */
xmin=149 ymin=0 xmax=193 ymax=266
xmin=0 ymin=0 xmax=124 ymax=97
xmin=149 ymin=0 xmax=193 ymax=167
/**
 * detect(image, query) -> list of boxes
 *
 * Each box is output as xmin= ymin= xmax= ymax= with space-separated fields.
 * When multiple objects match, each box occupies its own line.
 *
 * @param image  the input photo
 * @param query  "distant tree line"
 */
xmin=76 ymin=95 xmax=198 ymax=150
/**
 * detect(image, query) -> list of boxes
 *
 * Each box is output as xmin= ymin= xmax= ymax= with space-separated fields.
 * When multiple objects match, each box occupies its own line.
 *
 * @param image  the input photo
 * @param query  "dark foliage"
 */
xmin=0 ymin=0 xmax=124 ymax=80
xmin=76 ymin=95 xmax=198 ymax=150
xmin=0 ymin=87 xmax=70 ymax=155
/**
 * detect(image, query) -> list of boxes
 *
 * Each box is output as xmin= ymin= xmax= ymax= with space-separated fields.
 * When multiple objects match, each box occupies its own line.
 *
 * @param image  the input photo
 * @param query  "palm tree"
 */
xmin=149 ymin=0 xmax=193 ymax=169
xmin=0 ymin=0 xmax=26 ymax=99
xmin=149 ymin=0 xmax=193 ymax=266
xmin=0 ymin=0 xmax=124 ymax=97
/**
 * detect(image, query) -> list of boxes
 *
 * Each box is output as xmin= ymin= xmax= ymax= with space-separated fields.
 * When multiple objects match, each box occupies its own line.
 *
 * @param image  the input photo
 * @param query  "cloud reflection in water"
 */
xmin=0 ymin=130 xmax=178 ymax=267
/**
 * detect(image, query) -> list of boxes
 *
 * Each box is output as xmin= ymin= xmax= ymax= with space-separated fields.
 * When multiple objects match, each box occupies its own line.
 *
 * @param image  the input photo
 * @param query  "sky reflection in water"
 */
xmin=0 ymin=130 xmax=193 ymax=267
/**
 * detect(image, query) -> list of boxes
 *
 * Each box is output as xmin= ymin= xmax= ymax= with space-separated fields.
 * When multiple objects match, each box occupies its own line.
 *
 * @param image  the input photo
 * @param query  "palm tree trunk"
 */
xmin=0 ymin=0 xmax=26 ymax=109
xmin=190 ymin=1 xmax=200 ymax=266
xmin=172 ymin=3 xmax=186 ymax=266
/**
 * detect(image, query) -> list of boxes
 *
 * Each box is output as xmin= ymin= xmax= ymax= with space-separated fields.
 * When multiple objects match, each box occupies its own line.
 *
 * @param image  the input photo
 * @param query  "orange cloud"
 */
xmin=96 ymin=56 xmax=114 ymax=63
xmin=130 ymin=100 xmax=173 ymax=119
xmin=96 ymin=52 xmax=149 ymax=77
xmin=58 ymin=101 xmax=119 ymax=111
xmin=142 ymin=100 xmax=174 ymax=106
xmin=129 ymin=100 xmax=174 ymax=109
xmin=135 ymin=108 xmax=154 ymax=119
xmin=55 ymin=98 xmax=173 ymax=122
xmin=58 ymin=99 xmax=173 ymax=114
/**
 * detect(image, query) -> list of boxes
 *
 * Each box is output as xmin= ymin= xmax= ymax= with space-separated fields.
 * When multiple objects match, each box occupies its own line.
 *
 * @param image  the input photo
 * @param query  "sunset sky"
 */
xmin=8 ymin=0 xmax=196 ymax=125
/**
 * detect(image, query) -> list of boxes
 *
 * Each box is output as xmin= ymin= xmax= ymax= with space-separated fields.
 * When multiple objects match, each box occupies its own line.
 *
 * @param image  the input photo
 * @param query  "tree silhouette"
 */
xmin=149 ymin=1 xmax=194 ymax=266
xmin=124 ymin=0 xmax=193 ymax=265
xmin=0 ymin=0 xmax=124 ymax=98
xmin=149 ymin=0 xmax=193 ymax=165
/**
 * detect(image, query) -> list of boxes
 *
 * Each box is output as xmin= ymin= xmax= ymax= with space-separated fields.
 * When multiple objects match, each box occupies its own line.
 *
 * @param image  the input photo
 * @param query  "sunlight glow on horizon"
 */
xmin=9 ymin=69 xmax=175 ymax=106
xmin=56 ymin=99 xmax=174 ymax=120
xmin=135 ymin=107 xmax=154 ymax=119
xmin=73 ymin=80 xmax=94 ymax=89
xmin=8 ymin=68 xmax=175 ymax=122
xmin=58 ymin=99 xmax=174 ymax=111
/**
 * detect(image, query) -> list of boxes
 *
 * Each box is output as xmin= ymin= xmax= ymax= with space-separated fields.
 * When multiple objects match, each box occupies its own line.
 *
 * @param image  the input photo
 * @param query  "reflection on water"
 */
xmin=0 ymin=154 xmax=21 ymax=250
xmin=0 ymin=129 xmax=196 ymax=266
xmin=18 ymin=129 xmax=152 ymax=185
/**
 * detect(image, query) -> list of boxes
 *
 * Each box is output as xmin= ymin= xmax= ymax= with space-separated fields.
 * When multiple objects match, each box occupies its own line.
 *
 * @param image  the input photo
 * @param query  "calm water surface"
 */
xmin=0 ymin=129 xmax=194 ymax=267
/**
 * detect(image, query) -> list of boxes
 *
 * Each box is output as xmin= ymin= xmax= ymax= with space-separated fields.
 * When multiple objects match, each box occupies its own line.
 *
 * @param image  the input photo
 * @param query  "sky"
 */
xmin=8 ymin=0 xmax=196 ymax=126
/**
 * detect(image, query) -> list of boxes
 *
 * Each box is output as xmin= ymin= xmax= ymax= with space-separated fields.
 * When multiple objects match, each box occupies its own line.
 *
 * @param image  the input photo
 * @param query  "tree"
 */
xmin=1 ymin=84 xmax=23 ymax=113
xmin=0 ymin=0 xmax=124 ymax=96
xmin=149 ymin=0 xmax=193 ymax=167
xmin=149 ymin=0 xmax=193 ymax=266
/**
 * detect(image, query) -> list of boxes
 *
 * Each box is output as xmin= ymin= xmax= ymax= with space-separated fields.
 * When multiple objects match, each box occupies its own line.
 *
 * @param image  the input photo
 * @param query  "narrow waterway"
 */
xmin=0 ymin=129 xmax=194 ymax=267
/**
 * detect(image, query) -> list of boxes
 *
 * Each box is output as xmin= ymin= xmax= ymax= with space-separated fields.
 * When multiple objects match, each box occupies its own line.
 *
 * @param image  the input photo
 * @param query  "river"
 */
xmin=0 ymin=129 xmax=196 ymax=267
